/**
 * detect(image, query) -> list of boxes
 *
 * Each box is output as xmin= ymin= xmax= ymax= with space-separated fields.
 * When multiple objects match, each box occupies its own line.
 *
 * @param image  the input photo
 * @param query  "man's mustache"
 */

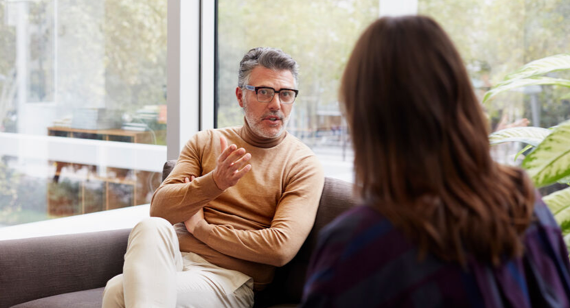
xmin=261 ymin=111 xmax=285 ymax=120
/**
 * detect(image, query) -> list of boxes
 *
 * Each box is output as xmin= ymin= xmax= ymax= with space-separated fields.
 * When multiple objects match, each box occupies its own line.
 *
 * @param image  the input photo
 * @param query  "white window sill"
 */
xmin=0 ymin=204 xmax=150 ymax=241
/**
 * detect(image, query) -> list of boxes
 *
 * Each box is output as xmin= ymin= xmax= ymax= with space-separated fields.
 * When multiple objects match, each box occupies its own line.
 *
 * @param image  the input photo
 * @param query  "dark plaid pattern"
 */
xmin=301 ymin=195 xmax=570 ymax=308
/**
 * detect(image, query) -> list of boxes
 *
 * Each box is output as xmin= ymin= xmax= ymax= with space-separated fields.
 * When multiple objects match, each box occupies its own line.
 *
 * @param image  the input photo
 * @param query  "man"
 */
xmin=102 ymin=47 xmax=324 ymax=307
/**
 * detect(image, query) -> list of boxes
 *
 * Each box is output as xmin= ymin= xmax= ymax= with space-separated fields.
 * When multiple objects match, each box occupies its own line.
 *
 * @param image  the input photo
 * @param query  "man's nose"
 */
xmin=267 ymin=94 xmax=281 ymax=110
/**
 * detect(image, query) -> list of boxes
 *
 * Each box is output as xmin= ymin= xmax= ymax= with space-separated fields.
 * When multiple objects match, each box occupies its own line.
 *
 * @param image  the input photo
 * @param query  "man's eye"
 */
xmin=259 ymin=89 xmax=270 ymax=95
xmin=282 ymin=91 xmax=291 ymax=97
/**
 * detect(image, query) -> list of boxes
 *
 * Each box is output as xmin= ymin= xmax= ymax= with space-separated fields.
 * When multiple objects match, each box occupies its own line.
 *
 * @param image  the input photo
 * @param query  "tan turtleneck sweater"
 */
xmin=150 ymin=121 xmax=324 ymax=290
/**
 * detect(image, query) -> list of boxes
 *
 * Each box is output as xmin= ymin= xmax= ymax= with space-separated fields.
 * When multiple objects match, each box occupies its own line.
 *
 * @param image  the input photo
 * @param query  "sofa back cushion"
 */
xmin=0 ymin=229 xmax=130 ymax=308
xmin=255 ymin=177 xmax=356 ymax=306
xmin=162 ymin=160 xmax=177 ymax=182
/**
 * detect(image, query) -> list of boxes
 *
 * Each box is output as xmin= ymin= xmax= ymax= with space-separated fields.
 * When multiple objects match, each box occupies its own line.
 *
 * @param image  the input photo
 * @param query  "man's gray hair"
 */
xmin=237 ymin=47 xmax=299 ymax=88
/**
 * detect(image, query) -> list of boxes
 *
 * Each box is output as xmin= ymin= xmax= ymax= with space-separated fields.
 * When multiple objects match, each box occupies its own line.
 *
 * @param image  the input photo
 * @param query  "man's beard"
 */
xmin=243 ymin=100 xmax=290 ymax=139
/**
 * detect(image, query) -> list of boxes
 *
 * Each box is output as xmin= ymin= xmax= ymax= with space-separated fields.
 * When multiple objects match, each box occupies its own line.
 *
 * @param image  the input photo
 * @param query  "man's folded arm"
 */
xmin=193 ymin=161 xmax=324 ymax=267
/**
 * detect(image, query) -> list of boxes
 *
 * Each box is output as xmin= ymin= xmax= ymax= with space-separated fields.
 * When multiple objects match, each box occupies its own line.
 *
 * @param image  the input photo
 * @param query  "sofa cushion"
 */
xmin=0 ymin=229 xmax=129 ymax=308
xmin=11 ymin=288 xmax=104 ymax=308
xmin=9 ymin=287 xmax=299 ymax=308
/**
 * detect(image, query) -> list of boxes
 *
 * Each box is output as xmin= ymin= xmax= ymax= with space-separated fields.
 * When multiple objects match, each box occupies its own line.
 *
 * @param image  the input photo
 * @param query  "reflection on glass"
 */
xmin=0 ymin=157 xmax=48 ymax=227
xmin=0 ymin=155 xmax=162 ymax=227
xmin=0 ymin=0 xmax=167 ymax=227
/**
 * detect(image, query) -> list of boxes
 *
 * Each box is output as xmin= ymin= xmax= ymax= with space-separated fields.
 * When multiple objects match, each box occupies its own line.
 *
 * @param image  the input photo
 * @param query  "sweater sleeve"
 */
xmin=192 ymin=154 xmax=324 ymax=267
xmin=150 ymin=132 xmax=224 ymax=224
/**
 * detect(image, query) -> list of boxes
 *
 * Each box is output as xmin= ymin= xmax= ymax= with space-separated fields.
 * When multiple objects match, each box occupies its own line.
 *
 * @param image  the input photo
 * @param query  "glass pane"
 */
xmin=418 ymin=0 xmax=570 ymax=165
xmin=0 ymin=0 xmax=167 ymax=227
xmin=217 ymin=0 xmax=381 ymax=182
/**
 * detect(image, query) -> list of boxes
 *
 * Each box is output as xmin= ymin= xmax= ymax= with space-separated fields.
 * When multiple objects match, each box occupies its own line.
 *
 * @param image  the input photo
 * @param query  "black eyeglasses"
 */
xmin=244 ymin=85 xmax=299 ymax=105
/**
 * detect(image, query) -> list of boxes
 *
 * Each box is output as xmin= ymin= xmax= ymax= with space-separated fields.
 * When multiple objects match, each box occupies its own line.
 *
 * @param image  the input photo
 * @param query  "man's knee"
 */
xmin=133 ymin=217 xmax=171 ymax=233
xmin=128 ymin=217 xmax=177 ymax=248
xmin=130 ymin=217 xmax=172 ymax=239
xmin=102 ymin=275 xmax=125 ymax=308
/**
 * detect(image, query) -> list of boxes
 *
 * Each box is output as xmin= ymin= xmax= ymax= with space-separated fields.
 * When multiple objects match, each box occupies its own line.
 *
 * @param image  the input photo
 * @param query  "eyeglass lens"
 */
xmin=257 ymin=88 xmax=296 ymax=104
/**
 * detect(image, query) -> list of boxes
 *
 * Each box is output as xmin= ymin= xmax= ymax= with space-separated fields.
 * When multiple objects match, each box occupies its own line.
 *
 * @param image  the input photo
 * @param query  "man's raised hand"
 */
xmin=212 ymin=136 xmax=252 ymax=190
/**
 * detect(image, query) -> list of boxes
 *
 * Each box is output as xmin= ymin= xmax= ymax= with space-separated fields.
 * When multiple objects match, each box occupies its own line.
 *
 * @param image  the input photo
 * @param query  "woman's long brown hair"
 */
xmin=341 ymin=15 xmax=535 ymax=265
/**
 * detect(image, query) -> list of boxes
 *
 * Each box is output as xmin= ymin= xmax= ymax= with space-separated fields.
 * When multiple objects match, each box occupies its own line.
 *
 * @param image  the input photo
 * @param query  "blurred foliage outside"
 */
xmin=0 ymin=0 xmax=167 ymax=134
xmin=218 ymin=0 xmax=570 ymax=147
xmin=420 ymin=0 xmax=570 ymax=130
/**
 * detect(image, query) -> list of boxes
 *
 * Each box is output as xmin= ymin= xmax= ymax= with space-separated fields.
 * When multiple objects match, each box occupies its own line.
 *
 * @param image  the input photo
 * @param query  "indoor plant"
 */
xmin=485 ymin=54 xmax=570 ymax=252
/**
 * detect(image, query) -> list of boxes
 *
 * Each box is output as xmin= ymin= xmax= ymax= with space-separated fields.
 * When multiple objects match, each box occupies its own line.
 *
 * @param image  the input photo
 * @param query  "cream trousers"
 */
xmin=102 ymin=217 xmax=254 ymax=308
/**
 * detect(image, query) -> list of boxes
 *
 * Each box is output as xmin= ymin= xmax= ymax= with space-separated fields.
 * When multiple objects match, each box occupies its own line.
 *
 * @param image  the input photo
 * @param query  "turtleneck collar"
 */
xmin=239 ymin=117 xmax=288 ymax=148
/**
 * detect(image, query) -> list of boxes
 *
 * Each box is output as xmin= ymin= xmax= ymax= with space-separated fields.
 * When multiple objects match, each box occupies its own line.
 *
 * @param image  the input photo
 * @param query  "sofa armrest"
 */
xmin=0 ymin=229 xmax=130 ymax=308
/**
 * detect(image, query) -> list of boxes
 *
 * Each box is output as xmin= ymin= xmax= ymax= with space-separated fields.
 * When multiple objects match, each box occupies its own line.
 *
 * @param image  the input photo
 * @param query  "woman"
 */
xmin=301 ymin=16 xmax=570 ymax=308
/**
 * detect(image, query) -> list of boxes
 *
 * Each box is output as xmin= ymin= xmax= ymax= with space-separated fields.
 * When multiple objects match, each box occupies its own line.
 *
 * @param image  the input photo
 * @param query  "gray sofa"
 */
xmin=0 ymin=160 xmax=356 ymax=308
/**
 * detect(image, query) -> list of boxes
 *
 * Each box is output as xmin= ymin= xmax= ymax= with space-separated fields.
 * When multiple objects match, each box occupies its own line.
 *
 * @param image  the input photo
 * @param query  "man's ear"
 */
xmin=236 ymin=87 xmax=244 ymax=108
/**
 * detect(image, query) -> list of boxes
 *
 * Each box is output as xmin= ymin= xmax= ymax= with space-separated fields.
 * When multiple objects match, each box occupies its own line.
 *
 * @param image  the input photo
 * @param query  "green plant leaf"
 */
xmin=514 ymin=144 xmax=534 ymax=162
xmin=523 ymin=120 xmax=570 ymax=187
xmin=503 ymin=53 xmax=570 ymax=82
xmin=558 ymin=176 xmax=570 ymax=185
xmin=560 ymin=220 xmax=570 ymax=237
xmin=489 ymin=127 xmax=551 ymax=146
xmin=542 ymin=186 xmax=570 ymax=217
xmin=560 ymin=92 xmax=570 ymax=100
xmin=483 ymin=77 xmax=570 ymax=104
xmin=554 ymin=206 xmax=570 ymax=232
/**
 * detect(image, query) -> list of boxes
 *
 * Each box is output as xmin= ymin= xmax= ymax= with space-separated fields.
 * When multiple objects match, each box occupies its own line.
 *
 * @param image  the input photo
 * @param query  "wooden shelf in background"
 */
xmin=46 ymin=127 xmax=162 ymax=217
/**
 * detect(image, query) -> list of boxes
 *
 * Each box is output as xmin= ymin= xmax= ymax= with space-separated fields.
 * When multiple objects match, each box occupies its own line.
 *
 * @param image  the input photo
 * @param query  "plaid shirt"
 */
xmin=301 ymin=195 xmax=570 ymax=308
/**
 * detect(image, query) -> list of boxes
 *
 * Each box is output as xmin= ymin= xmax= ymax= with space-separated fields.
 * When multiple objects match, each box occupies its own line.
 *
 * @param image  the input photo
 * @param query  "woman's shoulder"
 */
xmin=531 ymin=190 xmax=561 ymax=229
xmin=320 ymin=205 xmax=389 ymax=238
xmin=315 ymin=204 xmax=405 ymax=261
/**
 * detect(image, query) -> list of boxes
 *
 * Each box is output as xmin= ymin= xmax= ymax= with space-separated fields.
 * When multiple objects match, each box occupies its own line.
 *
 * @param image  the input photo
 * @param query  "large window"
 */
xmin=0 ymin=0 xmax=167 ymax=227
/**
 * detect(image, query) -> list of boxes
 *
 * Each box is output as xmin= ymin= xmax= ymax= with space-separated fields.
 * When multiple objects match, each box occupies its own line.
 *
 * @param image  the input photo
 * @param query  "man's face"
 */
xmin=236 ymin=66 xmax=295 ymax=139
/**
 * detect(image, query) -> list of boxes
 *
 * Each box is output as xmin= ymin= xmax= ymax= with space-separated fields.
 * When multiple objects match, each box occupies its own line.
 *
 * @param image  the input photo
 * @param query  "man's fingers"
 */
xmin=213 ymin=138 xmax=252 ymax=190
xmin=185 ymin=177 xmax=190 ymax=183
xmin=232 ymin=164 xmax=252 ymax=181
xmin=190 ymin=175 xmax=196 ymax=181
xmin=231 ymin=152 xmax=251 ymax=170
xmin=218 ymin=143 xmax=237 ymax=163
xmin=218 ymin=135 xmax=236 ymax=163
xmin=225 ymin=148 xmax=247 ymax=165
